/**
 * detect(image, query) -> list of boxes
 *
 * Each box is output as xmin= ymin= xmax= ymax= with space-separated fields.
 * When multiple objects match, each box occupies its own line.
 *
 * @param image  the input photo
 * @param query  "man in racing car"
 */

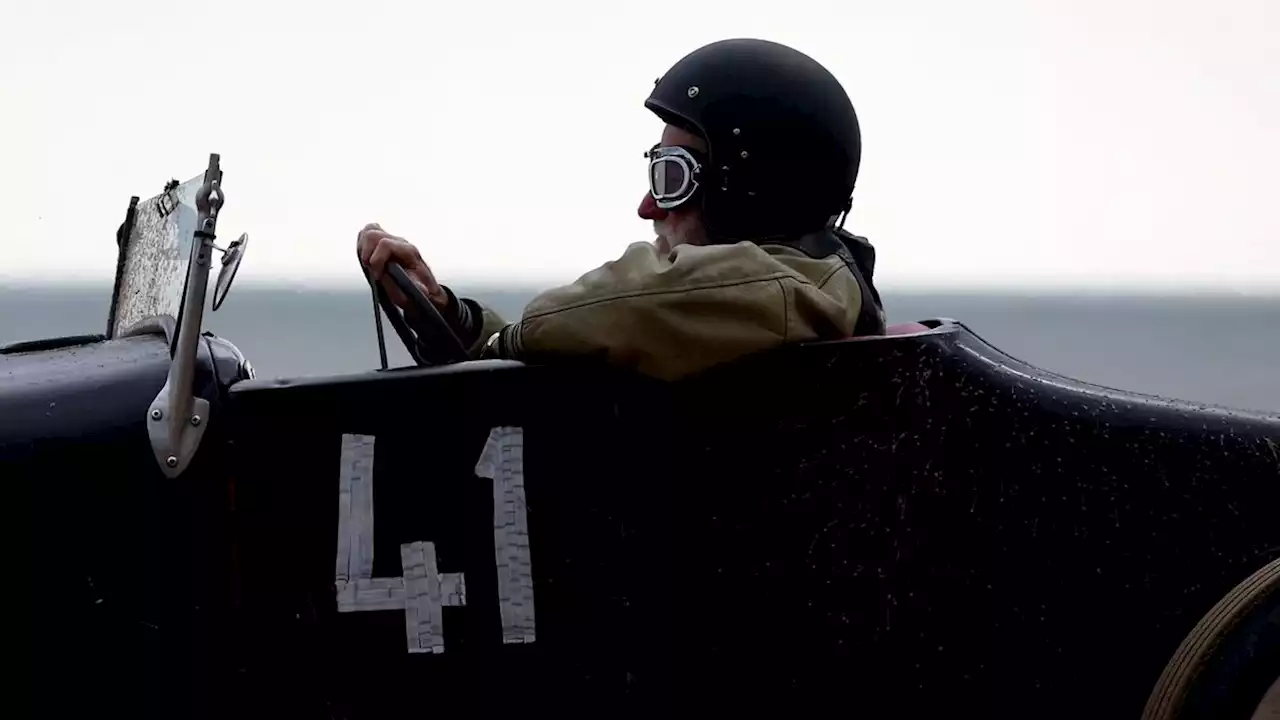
xmin=358 ymin=37 xmax=888 ymax=381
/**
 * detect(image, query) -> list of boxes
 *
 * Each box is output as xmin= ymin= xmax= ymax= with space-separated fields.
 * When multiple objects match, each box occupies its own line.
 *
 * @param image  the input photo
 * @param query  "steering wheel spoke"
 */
xmin=365 ymin=262 xmax=470 ymax=368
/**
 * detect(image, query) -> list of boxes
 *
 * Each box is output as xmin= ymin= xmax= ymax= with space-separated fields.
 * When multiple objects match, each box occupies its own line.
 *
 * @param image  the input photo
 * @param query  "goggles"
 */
xmin=644 ymin=144 xmax=705 ymax=210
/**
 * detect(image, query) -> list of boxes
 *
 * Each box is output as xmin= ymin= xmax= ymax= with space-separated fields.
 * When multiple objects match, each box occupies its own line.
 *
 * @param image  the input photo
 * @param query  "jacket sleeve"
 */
xmin=463 ymin=299 xmax=509 ymax=359
xmin=482 ymin=240 xmax=864 ymax=381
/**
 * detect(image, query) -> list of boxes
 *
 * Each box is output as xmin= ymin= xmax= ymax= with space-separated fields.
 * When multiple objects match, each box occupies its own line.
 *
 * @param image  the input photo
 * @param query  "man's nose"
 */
xmin=638 ymin=192 xmax=668 ymax=221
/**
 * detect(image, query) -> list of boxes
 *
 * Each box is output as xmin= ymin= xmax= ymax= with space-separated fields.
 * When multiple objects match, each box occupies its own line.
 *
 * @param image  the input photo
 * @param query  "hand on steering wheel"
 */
xmin=361 ymin=260 xmax=470 ymax=368
xmin=357 ymin=224 xmax=470 ymax=368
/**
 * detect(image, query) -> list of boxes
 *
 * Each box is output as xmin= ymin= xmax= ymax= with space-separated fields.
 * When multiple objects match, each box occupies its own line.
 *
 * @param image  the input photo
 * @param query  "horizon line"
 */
xmin=3 ymin=276 xmax=1279 ymax=299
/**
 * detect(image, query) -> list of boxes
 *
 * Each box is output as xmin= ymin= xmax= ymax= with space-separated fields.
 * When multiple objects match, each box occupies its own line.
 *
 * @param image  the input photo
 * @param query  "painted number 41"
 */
xmin=334 ymin=426 xmax=536 ymax=654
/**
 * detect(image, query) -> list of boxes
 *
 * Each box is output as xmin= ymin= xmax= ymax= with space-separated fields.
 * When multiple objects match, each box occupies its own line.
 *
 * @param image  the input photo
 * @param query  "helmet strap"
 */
xmin=832 ymin=197 xmax=854 ymax=230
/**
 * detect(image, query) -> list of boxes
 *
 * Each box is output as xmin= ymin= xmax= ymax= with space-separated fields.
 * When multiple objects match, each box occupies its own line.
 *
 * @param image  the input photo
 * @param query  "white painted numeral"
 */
xmin=334 ymin=427 xmax=537 ymax=654
xmin=475 ymin=426 xmax=537 ymax=645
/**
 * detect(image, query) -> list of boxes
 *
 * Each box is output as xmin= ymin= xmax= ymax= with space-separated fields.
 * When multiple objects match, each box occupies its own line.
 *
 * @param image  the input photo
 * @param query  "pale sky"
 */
xmin=2 ymin=0 xmax=1277 ymax=292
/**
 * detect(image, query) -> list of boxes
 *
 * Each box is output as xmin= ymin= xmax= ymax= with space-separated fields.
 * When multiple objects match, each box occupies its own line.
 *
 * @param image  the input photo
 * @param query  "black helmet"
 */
xmin=645 ymin=38 xmax=861 ymax=243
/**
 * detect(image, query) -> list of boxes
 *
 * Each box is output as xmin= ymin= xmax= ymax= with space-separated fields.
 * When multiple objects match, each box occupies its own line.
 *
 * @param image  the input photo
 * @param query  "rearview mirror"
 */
xmin=212 ymin=232 xmax=248 ymax=311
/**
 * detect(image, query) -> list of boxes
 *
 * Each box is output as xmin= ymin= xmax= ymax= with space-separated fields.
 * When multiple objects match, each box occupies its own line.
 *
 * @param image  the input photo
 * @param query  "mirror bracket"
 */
xmin=146 ymin=154 xmax=222 ymax=479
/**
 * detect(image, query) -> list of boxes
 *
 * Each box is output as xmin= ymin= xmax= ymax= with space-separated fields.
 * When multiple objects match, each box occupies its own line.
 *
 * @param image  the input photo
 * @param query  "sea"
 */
xmin=2 ymin=283 xmax=1278 ymax=413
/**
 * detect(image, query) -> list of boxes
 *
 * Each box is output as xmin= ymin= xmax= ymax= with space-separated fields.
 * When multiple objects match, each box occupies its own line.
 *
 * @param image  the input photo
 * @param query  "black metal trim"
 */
xmin=0 ymin=334 xmax=105 ymax=355
xmin=105 ymin=196 xmax=140 ymax=338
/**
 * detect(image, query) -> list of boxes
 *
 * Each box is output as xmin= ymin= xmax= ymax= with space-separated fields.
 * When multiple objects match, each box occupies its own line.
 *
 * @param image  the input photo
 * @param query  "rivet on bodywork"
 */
xmin=150 ymin=409 xmax=163 ymax=421
xmin=687 ymin=86 xmax=699 ymax=98
xmin=166 ymin=455 xmax=178 ymax=468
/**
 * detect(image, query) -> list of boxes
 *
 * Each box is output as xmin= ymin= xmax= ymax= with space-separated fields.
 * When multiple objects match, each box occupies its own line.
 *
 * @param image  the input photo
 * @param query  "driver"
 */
xmin=358 ymin=38 xmax=887 ymax=381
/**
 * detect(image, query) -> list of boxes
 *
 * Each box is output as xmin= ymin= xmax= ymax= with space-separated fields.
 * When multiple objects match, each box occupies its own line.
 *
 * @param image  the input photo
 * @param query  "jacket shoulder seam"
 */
xmin=814 ymin=260 xmax=848 ymax=291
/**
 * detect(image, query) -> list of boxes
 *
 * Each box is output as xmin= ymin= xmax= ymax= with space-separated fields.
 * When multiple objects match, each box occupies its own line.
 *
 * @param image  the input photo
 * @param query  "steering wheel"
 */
xmin=363 ymin=261 xmax=470 ymax=367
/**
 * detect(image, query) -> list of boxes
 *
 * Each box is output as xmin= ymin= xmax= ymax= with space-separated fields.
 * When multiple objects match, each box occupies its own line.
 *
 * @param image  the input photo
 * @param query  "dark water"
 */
xmin=2 ymin=283 xmax=1277 ymax=412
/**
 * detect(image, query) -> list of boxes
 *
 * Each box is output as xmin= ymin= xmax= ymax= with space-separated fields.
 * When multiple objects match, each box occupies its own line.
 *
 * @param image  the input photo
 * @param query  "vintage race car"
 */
xmin=2 ymin=155 xmax=1277 ymax=719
